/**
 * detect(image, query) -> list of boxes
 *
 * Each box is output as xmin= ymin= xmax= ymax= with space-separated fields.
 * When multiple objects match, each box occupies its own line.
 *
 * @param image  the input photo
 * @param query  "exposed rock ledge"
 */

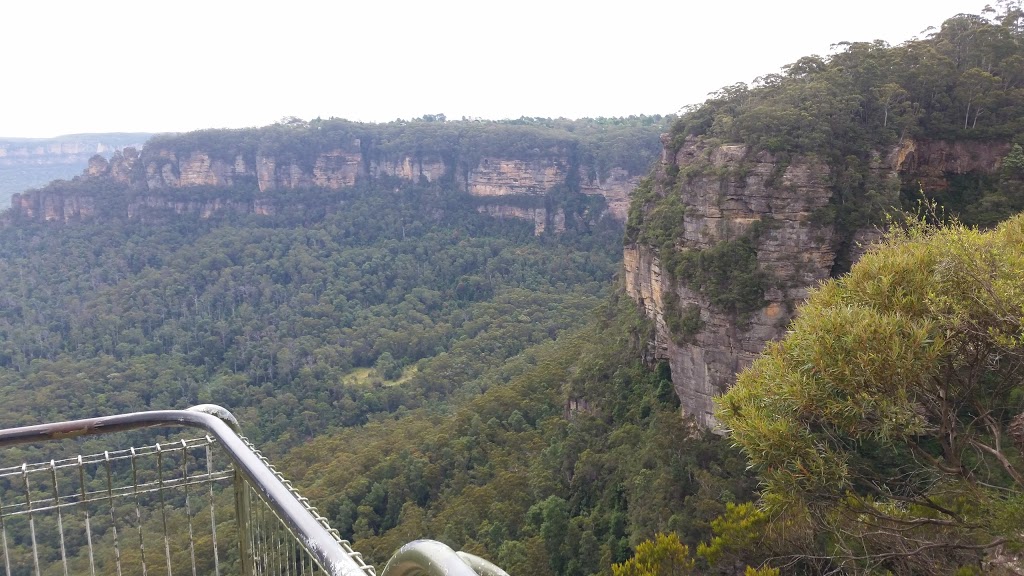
xmin=625 ymin=137 xmax=1008 ymax=428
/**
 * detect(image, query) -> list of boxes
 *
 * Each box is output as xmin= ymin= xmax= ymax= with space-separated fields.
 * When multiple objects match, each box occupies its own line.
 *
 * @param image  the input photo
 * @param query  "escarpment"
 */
xmin=8 ymin=120 xmax=664 ymax=232
xmin=625 ymin=136 xmax=1009 ymax=428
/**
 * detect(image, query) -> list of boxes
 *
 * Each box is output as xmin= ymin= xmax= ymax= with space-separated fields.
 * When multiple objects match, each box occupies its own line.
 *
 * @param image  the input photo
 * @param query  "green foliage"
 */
xmin=612 ymin=533 xmax=694 ymax=576
xmin=695 ymin=503 xmax=767 ymax=567
xmin=670 ymin=227 xmax=770 ymax=317
xmin=624 ymin=178 xmax=655 ymax=244
xmin=280 ymin=297 xmax=757 ymax=571
xmin=717 ymin=212 xmax=1024 ymax=573
xmin=662 ymin=294 xmax=703 ymax=343
xmin=677 ymin=9 xmax=1024 ymax=153
xmin=632 ymin=191 xmax=685 ymax=248
xmin=0 ymin=177 xmax=626 ymax=447
xmin=373 ymin=352 xmax=402 ymax=380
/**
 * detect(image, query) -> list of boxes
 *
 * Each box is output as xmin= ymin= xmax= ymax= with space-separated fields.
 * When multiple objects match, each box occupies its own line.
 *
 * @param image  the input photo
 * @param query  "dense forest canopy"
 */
xmin=673 ymin=4 xmax=1024 ymax=152
xmin=0 ymin=184 xmax=621 ymax=444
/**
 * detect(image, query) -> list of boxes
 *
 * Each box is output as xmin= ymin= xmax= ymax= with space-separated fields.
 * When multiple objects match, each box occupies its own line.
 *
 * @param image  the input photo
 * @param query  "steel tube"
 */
xmin=380 ymin=540 xmax=480 ymax=576
xmin=0 ymin=405 xmax=370 ymax=576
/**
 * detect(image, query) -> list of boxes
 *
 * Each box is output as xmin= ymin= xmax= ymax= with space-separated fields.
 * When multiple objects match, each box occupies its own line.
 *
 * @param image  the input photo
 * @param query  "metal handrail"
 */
xmin=0 ymin=405 xmax=511 ymax=576
xmin=380 ymin=541 xmax=510 ymax=576
xmin=0 ymin=404 xmax=372 ymax=576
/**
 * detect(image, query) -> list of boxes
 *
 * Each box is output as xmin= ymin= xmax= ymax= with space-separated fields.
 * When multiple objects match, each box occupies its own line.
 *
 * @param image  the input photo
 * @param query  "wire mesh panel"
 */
xmin=236 ymin=440 xmax=374 ymax=576
xmin=0 ymin=408 xmax=375 ymax=576
xmin=0 ymin=436 xmax=236 ymax=576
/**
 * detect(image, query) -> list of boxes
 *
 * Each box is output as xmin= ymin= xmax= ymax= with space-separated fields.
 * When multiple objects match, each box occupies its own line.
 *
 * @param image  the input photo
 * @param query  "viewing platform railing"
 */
xmin=0 ymin=405 xmax=508 ymax=576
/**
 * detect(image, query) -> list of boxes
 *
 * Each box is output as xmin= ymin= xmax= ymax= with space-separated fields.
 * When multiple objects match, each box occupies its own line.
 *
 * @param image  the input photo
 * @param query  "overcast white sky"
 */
xmin=0 ymin=0 xmax=989 ymax=138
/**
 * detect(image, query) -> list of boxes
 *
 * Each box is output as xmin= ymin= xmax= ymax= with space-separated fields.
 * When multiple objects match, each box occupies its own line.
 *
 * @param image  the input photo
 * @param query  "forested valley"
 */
xmin=4 ymin=5 xmax=1024 ymax=576
xmin=0 ymin=116 xmax=757 ymax=575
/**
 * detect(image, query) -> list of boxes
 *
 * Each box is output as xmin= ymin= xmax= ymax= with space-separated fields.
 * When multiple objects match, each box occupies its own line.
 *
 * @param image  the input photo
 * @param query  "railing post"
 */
xmin=235 ymin=472 xmax=255 ymax=576
xmin=188 ymin=406 xmax=255 ymax=576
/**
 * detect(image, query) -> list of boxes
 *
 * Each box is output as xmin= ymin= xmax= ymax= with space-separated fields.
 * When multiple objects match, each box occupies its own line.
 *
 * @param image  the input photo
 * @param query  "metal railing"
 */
xmin=0 ymin=405 xmax=508 ymax=576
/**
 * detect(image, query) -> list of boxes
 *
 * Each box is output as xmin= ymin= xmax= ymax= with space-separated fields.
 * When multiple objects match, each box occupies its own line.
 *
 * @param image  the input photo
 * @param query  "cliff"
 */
xmin=0 ymin=133 xmax=150 ymax=207
xmin=9 ymin=119 xmax=661 ymax=232
xmin=624 ymin=136 xmax=1008 ymax=428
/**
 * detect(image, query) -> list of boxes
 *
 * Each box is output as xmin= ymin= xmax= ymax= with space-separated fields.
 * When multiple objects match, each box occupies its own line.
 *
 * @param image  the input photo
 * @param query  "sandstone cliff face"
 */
xmin=581 ymin=167 xmax=639 ymax=221
xmin=10 ymin=191 xmax=96 ymax=223
xmin=13 ymin=139 xmax=643 ymax=229
xmin=464 ymin=158 xmax=637 ymax=228
xmin=624 ymin=138 xmax=848 ymax=427
xmin=625 ymin=137 xmax=1007 ymax=428
xmin=126 ymin=196 xmax=275 ymax=219
xmin=369 ymin=156 xmax=447 ymax=183
xmin=892 ymin=138 xmax=1012 ymax=190
xmin=141 ymin=149 xmax=364 ymax=192
xmin=476 ymin=205 xmax=566 ymax=235
xmin=466 ymin=157 xmax=566 ymax=196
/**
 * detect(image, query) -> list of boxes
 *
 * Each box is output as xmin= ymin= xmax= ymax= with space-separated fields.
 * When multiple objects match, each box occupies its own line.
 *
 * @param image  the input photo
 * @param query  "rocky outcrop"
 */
xmin=139 ymin=149 xmax=365 ymax=192
xmin=466 ymin=157 xmax=566 ymax=196
xmin=126 ymin=196 xmax=275 ymax=219
xmin=369 ymin=155 xmax=446 ymax=183
xmin=581 ymin=167 xmax=640 ymax=221
xmin=9 ymin=128 xmax=653 ymax=227
xmin=624 ymin=138 xmax=852 ymax=427
xmin=476 ymin=205 xmax=566 ymax=235
xmin=10 ymin=190 xmax=96 ymax=222
xmin=0 ymin=134 xmax=150 ymax=206
xmin=892 ymin=138 xmax=1012 ymax=191
xmin=625 ymin=136 xmax=1008 ymax=428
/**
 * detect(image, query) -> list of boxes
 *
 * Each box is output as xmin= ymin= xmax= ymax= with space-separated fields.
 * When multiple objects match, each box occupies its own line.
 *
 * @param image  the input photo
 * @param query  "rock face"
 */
xmin=11 ymin=137 xmax=645 ymax=230
xmin=369 ymin=155 xmax=446 ymax=183
xmin=476 ymin=205 xmax=566 ymax=235
xmin=623 ymin=137 xmax=1005 ymax=428
xmin=10 ymin=190 xmax=96 ymax=223
xmin=466 ymin=157 xmax=566 ymax=196
xmin=893 ymin=138 xmax=1012 ymax=190
xmin=624 ymin=138 xmax=849 ymax=427
xmin=142 ymin=148 xmax=365 ymax=192
xmin=581 ymin=167 xmax=639 ymax=221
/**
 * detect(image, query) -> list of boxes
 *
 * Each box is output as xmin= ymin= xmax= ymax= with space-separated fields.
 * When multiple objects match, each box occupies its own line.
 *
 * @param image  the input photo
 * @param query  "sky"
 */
xmin=0 ymin=0 xmax=992 ymax=138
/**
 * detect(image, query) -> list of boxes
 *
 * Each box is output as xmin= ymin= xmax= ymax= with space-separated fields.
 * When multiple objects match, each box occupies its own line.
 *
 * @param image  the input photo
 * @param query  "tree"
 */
xmin=717 ymin=213 xmax=1024 ymax=574
xmin=612 ymin=533 xmax=695 ymax=576
xmin=955 ymin=67 xmax=999 ymax=128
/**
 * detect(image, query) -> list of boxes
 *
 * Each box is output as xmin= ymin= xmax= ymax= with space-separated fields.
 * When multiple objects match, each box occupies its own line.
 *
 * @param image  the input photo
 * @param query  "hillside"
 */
xmin=0 ymin=114 xmax=746 ymax=575
xmin=4 ymin=7 xmax=1024 ymax=576
xmin=625 ymin=8 xmax=1024 ymax=428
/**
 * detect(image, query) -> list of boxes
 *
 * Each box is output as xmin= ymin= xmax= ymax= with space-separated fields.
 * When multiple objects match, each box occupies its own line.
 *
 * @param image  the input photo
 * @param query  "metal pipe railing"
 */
xmin=0 ymin=404 xmax=373 ymax=576
xmin=0 ymin=405 xmax=511 ymax=576
xmin=380 ymin=541 xmax=510 ymax=576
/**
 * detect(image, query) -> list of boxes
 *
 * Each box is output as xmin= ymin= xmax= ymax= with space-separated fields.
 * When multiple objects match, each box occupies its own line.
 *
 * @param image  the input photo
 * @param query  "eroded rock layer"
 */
xmin=11 ymin=137 xmax=642 ymax=229
xmin=625 ymin=137 xmax=1004 ymax=428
